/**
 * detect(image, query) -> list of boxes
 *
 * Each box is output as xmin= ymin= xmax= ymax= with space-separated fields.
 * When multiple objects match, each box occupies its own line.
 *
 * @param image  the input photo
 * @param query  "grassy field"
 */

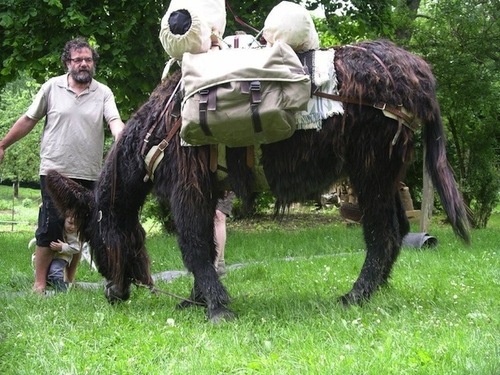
xmin=0 ymin=185 xmax=499 ymax=374
xmin=0 ymin=184 xmax=40 ymax=233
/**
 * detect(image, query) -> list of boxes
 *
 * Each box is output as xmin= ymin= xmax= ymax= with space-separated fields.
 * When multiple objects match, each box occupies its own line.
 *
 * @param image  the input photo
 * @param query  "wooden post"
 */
xmin=420 ymin=145 xmax=434 ymax=232
xmin=11 ymin=184 xmax=16 ymax=232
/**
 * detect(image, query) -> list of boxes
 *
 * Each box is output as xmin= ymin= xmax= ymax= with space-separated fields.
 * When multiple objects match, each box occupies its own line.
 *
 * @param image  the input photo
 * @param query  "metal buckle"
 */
xmin=199 ymin=89 xmax=209 ymax=104
xmin=250 ymin=81 xmax=261 ymax=104
xmin=250 ymin=81 xmax=261 ymax=91
xmin=373 ymin=103 xmax=387 ymax=110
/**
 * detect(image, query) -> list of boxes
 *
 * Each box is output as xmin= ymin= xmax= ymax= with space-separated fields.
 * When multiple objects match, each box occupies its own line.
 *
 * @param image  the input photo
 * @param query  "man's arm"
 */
xmin=108 ymin=118 xmax=125 ymax=141
xmin=0 ymin=115 xmax=38 ymax=162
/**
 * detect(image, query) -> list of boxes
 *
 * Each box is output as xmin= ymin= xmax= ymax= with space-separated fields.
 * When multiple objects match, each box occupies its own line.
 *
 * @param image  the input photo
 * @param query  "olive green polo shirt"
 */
xmin=26 ymin=74 xmax=121 ymax=180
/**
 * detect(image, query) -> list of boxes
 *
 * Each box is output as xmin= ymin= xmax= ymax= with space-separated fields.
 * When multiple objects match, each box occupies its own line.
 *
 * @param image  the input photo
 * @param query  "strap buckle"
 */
xmin=373 ymin=103 xmax=387 ymax=110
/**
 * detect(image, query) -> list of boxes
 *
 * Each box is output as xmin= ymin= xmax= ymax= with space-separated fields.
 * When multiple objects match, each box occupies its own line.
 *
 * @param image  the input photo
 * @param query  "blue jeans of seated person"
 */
xmin=47 ymin=258 xmax=69 ymax=291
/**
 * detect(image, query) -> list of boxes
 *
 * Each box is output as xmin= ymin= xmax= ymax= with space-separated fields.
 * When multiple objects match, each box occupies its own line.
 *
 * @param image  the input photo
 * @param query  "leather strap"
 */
xmin=141 ymin=100 xmax=171 ymax=158
xmin=143 ymin=116 xmax=182 ymax=182
xmin=249 ymin=81 xmax=262 ymax=133
xmin=199 ymin=89 xmax=213 ymax=136
xmin=246 ymin=145 xmax=255 ymax=169
xmin=313 ymin=91 xmax=419 ymax=132
xmin=210 ymin=145 xmax=218 ymax=173
xmin=141 ymin=79 xmax=182 ymax=158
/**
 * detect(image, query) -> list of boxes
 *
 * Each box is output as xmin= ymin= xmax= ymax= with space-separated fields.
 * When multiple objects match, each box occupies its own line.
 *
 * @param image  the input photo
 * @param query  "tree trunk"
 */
xmin=395 ymin=0 xmax=421 ymax=42
xmin=420 ymin=144 xmax=434 ymax=233
xmin=13 ymin=180 xmax=19 ymax=199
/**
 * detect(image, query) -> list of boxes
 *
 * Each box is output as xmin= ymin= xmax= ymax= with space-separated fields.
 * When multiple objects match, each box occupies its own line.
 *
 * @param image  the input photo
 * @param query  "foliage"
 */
xmin=306 ymin=0 xmax=421 ymax=44
xmin=1 ymin=0 xmax=499 ymax=226
xmin=313 ymin=16 xmax=341 ymax=47
xmin=410 ymin=0 xmax=500 ymax=228
xmin=0 ymin=74 xmax=41 ymax=183
xmin=0 ymin=0 xmax=169 ymax=118
xmin=0 ymin=0 xmax=294 ymax=118
xmin=141 ymin=195 xmax=177 ymax=234
xmin=223 ymin=0 xmax=283 ymax=35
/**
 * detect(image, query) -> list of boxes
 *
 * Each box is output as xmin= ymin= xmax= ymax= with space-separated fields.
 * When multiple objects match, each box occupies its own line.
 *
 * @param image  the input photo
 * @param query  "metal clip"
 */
xmin=199 ymin=89 xmax=210 ymax=104
xmin=249 ymin=81 xmax=262 ymax=104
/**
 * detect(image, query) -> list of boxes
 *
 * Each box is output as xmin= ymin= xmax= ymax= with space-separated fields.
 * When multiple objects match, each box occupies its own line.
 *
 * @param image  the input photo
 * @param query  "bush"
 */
xmin=0 ymin=200 xmax=11 ymax=211
xmin=21 ymin=198 xmax=34 ymax=208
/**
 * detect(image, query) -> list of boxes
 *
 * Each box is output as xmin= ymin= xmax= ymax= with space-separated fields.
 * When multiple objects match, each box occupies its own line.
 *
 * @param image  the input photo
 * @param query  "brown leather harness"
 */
xmin=313 ymin=91 xmax=419 ymax=132
xmin=141 ymin=80 xmax=183 ymax=182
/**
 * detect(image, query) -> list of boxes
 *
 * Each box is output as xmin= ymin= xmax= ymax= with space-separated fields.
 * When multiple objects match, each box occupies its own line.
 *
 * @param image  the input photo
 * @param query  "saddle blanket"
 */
xmin=295 ymin=49 xmax=344 ymax=130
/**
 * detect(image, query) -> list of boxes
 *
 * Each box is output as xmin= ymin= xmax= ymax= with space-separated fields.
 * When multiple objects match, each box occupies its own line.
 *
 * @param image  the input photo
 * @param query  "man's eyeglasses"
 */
xmin=69 ymin=57 xmax=93 ymax=64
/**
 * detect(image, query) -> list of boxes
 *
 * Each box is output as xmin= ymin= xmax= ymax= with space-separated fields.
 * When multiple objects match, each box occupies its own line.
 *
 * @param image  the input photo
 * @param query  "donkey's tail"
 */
xmin=423 ymin=108 xmax=471 ymax=244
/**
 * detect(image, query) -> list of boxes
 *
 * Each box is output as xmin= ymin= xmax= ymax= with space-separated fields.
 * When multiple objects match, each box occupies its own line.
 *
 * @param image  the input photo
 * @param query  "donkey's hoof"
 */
xmin=176 ymin=288 xmax=207 ymax=309
xmin=104 ymin=282 xmax=130 ymax=304
xmin=176 ymin=297 xmax=207 ymax=310
xmin=338 ymin=291 xmax=368 ymax=307
xmin=207 ymin=306 xmax=236 ymax=324
xmin=176 ymin=299 xmax=197 ymax=309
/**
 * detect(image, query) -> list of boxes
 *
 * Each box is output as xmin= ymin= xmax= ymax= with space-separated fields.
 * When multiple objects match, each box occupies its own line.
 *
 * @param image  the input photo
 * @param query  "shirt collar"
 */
xmin=57 ymin=73 xmax=97 ymax=92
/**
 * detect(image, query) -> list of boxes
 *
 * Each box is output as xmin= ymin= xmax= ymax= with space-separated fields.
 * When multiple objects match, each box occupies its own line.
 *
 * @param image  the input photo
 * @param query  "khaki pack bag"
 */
xmin=180 ymin=41 xmax=311 ymax=147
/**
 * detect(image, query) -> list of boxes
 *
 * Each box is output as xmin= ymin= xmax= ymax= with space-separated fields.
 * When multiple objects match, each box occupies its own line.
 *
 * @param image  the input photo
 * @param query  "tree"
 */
xmin=411 ymin=0 xmax=500 ymax=227
xmin=305 ymin=0 xmax=422 ymax=45
xmin=0 ymin=0 xmax=298 ymax=118
xmin=0 ymin=74 xmax=41 ymax=190
xmin=224 ymin=0 xmax=283 ymax=35
xmin=2 ymin=0 xmax=498 ymax=226
xmin=1 ymin=0 xmax=169 ymax=118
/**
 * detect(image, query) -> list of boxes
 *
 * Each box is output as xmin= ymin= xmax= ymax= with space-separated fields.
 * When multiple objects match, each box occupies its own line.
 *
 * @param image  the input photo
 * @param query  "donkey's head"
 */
xmin=46 ymin=170 xmax=95 ymax=242
xmin=45 ymin=169 xmax=135 ymax=303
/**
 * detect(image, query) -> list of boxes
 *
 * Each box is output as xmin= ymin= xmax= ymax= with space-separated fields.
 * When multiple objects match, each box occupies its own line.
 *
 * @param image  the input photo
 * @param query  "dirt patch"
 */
xmin=228 ymin=210 xmax=345 ymax=232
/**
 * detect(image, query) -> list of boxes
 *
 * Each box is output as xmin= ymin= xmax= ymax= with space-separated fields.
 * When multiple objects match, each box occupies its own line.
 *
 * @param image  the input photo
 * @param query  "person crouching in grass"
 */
xmin=46 ymin=212 xmax=82 ymax=292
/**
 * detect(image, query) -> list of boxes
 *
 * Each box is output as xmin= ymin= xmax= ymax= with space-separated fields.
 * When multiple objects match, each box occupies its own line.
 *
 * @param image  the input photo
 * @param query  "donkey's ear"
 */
xmin=46 ymin=169 xmax=94 ymax=221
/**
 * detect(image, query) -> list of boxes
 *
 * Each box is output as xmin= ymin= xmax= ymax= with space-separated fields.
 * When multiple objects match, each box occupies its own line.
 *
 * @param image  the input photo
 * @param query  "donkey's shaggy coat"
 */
xmin=47 ymin=40 xmax=469 ymax=322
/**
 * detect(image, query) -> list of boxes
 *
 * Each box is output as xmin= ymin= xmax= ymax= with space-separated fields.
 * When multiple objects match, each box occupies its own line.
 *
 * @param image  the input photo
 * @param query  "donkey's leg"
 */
xmin=340 ymin=179 xmax=404 ymax=305
xmin=378 ymin=193 xmax=410 ymax=285
xmin=172 ymin=193 xmax=235 ymax=322
xmin=176 ymin=277 xmax=206 ymax=308
xmin=129 ymin=248 xmax=154 ymax=287
xmin=178 ymin=234 xmax=235 ymax=322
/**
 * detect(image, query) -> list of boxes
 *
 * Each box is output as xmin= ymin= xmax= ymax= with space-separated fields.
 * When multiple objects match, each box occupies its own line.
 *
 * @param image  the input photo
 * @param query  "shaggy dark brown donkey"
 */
xmin=46 ymin=40 xmax=470 ymax=322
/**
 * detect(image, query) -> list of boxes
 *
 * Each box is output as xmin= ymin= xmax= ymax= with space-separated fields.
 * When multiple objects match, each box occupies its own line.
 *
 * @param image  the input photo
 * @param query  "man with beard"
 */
xmin=0 ymin=38 xmax=124 ymax=294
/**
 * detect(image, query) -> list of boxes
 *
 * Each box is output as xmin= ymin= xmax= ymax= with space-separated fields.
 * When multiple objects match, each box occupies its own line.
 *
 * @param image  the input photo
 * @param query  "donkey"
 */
xmin=46 ymin=40 xmax=470 ymax=322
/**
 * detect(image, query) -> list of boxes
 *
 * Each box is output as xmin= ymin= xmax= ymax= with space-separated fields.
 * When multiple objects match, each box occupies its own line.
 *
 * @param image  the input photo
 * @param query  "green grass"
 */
xmin=0 ymin=189 xmax=499 ymax=374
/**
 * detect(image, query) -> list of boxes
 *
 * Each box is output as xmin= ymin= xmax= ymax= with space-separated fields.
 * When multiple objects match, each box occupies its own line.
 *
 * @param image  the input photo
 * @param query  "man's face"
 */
xmin=67 ymin=47 xmax=95 ymax=84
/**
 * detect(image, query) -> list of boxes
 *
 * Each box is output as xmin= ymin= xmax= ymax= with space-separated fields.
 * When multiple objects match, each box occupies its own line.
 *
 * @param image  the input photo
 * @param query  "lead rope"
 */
xmin=134 ymin=281 xmax=206 ymax=306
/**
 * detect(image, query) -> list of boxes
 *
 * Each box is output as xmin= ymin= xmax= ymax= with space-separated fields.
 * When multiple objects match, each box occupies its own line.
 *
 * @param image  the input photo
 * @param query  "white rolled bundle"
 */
xmin=263 ymin=1 xmax=319 ymax=52
xmin=159 ymin=0 xmax=226 ymax=60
